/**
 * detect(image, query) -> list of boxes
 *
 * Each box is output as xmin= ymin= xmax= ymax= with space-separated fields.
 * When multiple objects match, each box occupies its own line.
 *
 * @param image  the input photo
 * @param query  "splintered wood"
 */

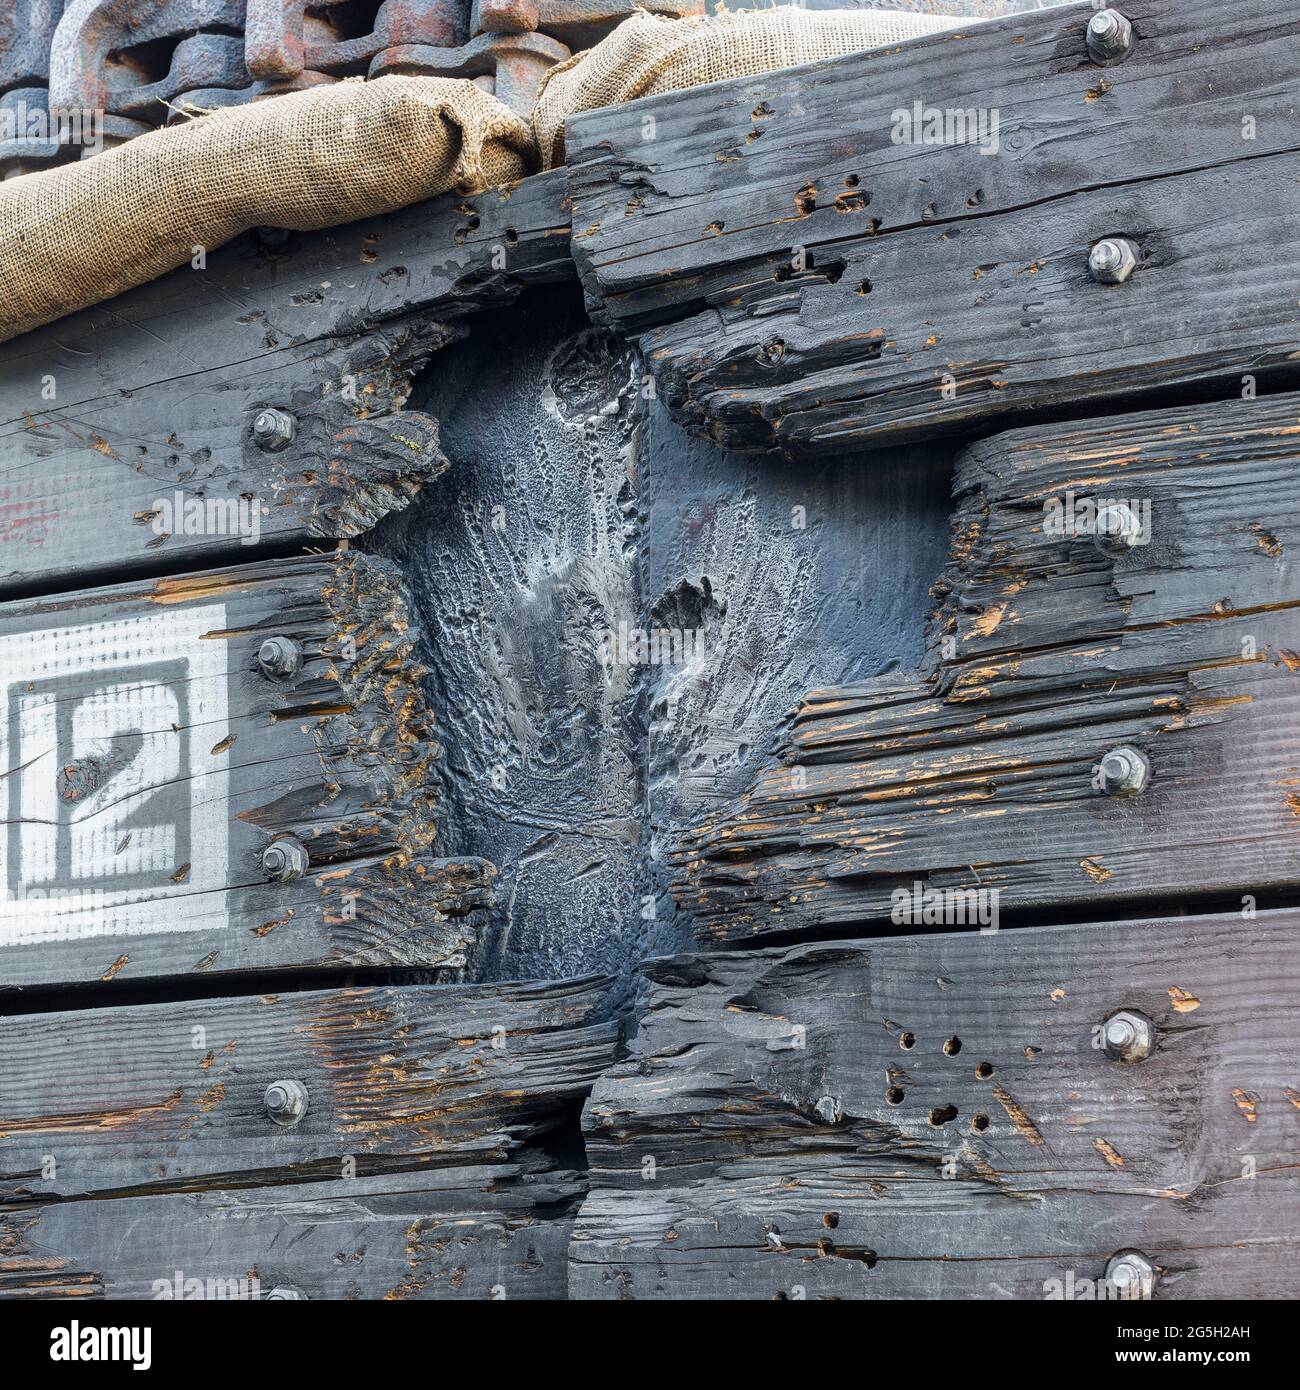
xmin=675 ymin=392 xmax=1300 ymax=941
xmin=0 ymin=552 xmax=493 ymax=990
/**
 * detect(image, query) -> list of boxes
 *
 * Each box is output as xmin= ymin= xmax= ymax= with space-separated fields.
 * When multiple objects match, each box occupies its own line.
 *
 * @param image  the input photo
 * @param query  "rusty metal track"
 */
xmin=0 ymin=0 xmax=703 ymax=178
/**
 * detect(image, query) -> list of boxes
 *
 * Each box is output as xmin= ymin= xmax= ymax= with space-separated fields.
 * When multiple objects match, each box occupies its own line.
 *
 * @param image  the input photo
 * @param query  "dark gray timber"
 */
xmin=566 ymin=0 xmax=1300 ymax=454
xmin=676 ymin=390 xmax=1300 ymax=940
xmin=570 ymin=915 xmax=1300 ymax=1299
xmin=0 ymin=975 xmax=617 ymax=1201
xmin=383 ymin=289 xmax=954 ymax=987
xmin=0 ymin=550 xmax=494 ymax=991
xmin=1 ymin=974 xmax=616 ymax=1299
xmin=0 ymin=169 xmax=574 ymax=594
xmin=0 ymin=1168 xmax=584 ymax=1301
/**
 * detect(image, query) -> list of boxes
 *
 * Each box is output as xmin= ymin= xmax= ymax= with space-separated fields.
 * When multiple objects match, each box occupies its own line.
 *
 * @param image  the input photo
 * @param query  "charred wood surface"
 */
xmin=570 ymin=918 xmax=1300 ymax=1299
xmin=0 ymin=1168 xmax=585 ymax=1301
xmin=566 ymin=0 xmax=1300 ymax=455
xmin=0 ymin=550 xmax=494 ymax=991
xmin=0 ymin=975 xmax=617 ymax=1202
xmin=0 ymin=974 xmax=617 ymax=1298
xmin=676 ymin=390 xmax=1300 ymax=940
xmin=0 ymin=169 xmax=573 ymax=594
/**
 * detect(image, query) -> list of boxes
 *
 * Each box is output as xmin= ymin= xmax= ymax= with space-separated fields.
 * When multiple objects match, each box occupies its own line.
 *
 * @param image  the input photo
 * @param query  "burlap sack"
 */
xmin=534 ymin=7 xmax=965 ymax=168
xmin=0 ymin=77 xmax=534 ymax=344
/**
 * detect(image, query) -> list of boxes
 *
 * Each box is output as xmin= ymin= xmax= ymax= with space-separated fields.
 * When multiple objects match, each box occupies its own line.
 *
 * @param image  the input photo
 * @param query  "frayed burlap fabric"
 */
xmin=0 ymin=78 xmax=534 ymax=343
xmin=534 ymin=7 xmax=965 ymax=168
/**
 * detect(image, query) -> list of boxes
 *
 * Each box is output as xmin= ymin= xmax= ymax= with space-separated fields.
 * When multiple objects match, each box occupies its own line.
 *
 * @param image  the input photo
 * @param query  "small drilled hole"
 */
xmin=899 ymin=1031 xmax=916 ymax=1050
xmin=943 ymin=1036 xmax=962 ymax=1056
xmin=971 ymin=1114 xmax=989 ymax=1133
xmin=823 ymin=1211 xmax=839 ymax=1229
xmin=845 ymin=173 xmax=859 ymax=187
xmin=976 ymin=1062 xmax=993 ymax=1079
xmin=885 ymin=1087 xmax=904 ymax=1105
xmin=856 ymin=278 xmax=872 ymax=296
xmin=929 ymin=1104 xmax=958 ymax=1127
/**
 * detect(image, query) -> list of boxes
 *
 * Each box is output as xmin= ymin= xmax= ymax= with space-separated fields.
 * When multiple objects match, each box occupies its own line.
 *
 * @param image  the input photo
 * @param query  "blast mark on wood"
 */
xmin=674 ymin=392 xmax=1300 ymax=942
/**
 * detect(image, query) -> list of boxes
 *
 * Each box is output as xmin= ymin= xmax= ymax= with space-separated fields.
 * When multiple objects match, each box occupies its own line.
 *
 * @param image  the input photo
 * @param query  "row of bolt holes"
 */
xmin=886 ymin=1034 xmax=994 ymax=1135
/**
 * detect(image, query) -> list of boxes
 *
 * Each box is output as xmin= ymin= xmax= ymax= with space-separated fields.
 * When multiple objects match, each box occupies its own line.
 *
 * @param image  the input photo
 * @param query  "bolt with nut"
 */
xmin=1091 ymin=500 xmax=1147 ymax=552
xmin=1097 ymin=745 xmax=1150 ymax=798
xmin=264 ymin=1079 xmax=309 ymax=1127
xmin=814 ymin=1095 xmax=844 ymax=1125
xmin=252 ymin=407 xmax=296 ymax=452
xmin=1087 ymin=8 xmax=1134 ymax=65
xmin=1106 ymin=1249 xmax=1157 ymax=1299
xmin=1089 ymin=237 xmax=1139 ymax=284
xmin=257 ymin=634 xmax=303 ymax=681
xmin=262 ymin=834 xmax=309 ymax=883
xmin=1101 ymin=1008 xmax=1155 ymax=1062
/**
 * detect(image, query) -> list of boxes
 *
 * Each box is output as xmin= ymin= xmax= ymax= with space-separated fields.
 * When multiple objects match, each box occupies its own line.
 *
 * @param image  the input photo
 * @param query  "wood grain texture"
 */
xmin=0 ymin=168 xmax=574 ymax=594
xmin=676 ymin=390 xmax=1300 ymax=941
xmin=570 ymin=915 xmax=1300 ymax=1299
xmin=0 ymin=1167 xmax=585 ymax=1301
xmin=565 ymin=0 xmax=1300 ymax=455
xmin=0 ymin=975 xmax=617 ymax=1201
xmin=1 ymin=975 xmax=617 ymax=1299
xmin=0 ymin=550 xmax=494 ymax=991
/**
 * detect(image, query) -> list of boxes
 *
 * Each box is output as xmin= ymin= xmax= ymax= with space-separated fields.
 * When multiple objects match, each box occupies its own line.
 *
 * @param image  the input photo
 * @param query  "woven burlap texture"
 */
xmin=0 ymin=77 xmax=534 ymax=344
xmin=534 ymin=6 xmax=964 ymax=168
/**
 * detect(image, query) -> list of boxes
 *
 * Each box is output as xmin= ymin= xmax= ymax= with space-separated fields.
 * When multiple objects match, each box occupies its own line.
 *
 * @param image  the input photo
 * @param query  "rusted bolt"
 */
xmin=1098 ymin=745 xmax=1150 ymax=797
xmin=757 ymin=337 xmax=785 ymax=367
xmin=257 ymin=635 xmax=302 ymax=680
xmin=252 ymin=407 xmax=296 ymax=451
xmin=1092 ymin=500 xmax=1146 ymax=552
xmin=1089 ymin=237 xmax=1138 ymax=285
xmin=262 ymin=835 xmax=309 ymax=883
xmin=264 ymin=1079 xmax=309 ymax=1127
xmin=1101 ymin=1008 xmax=1155 ymax=1062
xmin=265 ymin=1285 xmax=308 ymax=1300
xmin=814 ymin=1095 xmax=844 ymax=1125
xmin=1087 ymin=9 xmax=1134 ymax=65
xmin=1105 ymin=1249 xmax=1157 ymax=1299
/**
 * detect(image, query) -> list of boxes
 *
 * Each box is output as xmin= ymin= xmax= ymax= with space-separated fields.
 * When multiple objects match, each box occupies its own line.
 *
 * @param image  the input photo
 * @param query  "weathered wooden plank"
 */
xmin=565 ymin=0 xmax=1300 ymax=454
xmin=675 ymin=390 xmax=1300 ymax=941
xmin=0 ymin=168 xmax=574 ymax=593
xmin=0 ymin=975 xmax=617 ymax=1200
xmin=571 ymin=915 xmax=1300 ymax=1299
xmin=0 ymin=314 xmax=455 ymax=594
xmin=0 ymin=550 xmax=494 ymax=991
xmin=1 ymin=1167 xmax=585 ymax=1301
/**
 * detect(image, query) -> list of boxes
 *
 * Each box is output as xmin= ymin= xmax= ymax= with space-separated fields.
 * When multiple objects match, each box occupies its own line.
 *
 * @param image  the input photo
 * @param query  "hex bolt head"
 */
xmin=1089 ymin=236 xmax=1139 ymax=284
xmin=1105 ymin=1249 xmax=1157 ymax=1299
xmin=1087 ymin=8 xmax=1134 ymax=64
xmin=1092 ymin=500 xmax=1147 ymax=553
xmin=252 ymin=406 xmax=296 ymax=451
xmin=264 ymin=1079 xmax=309 ymax=1127
xmin=261 ymin=835 xmax=309 ymax=884
xmin=1098 ymin=745 xmax=1151 ymax=798
xmin=265 ymin=1285 xmax=308 ymax=1300
xmin=1102 ymin=1009 xmax=1155 ymax=1063
xmin=257 ymin=634 xmax=303 ymax=681
xmin=814 ymin=1095 xmax=844 ymax=1125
